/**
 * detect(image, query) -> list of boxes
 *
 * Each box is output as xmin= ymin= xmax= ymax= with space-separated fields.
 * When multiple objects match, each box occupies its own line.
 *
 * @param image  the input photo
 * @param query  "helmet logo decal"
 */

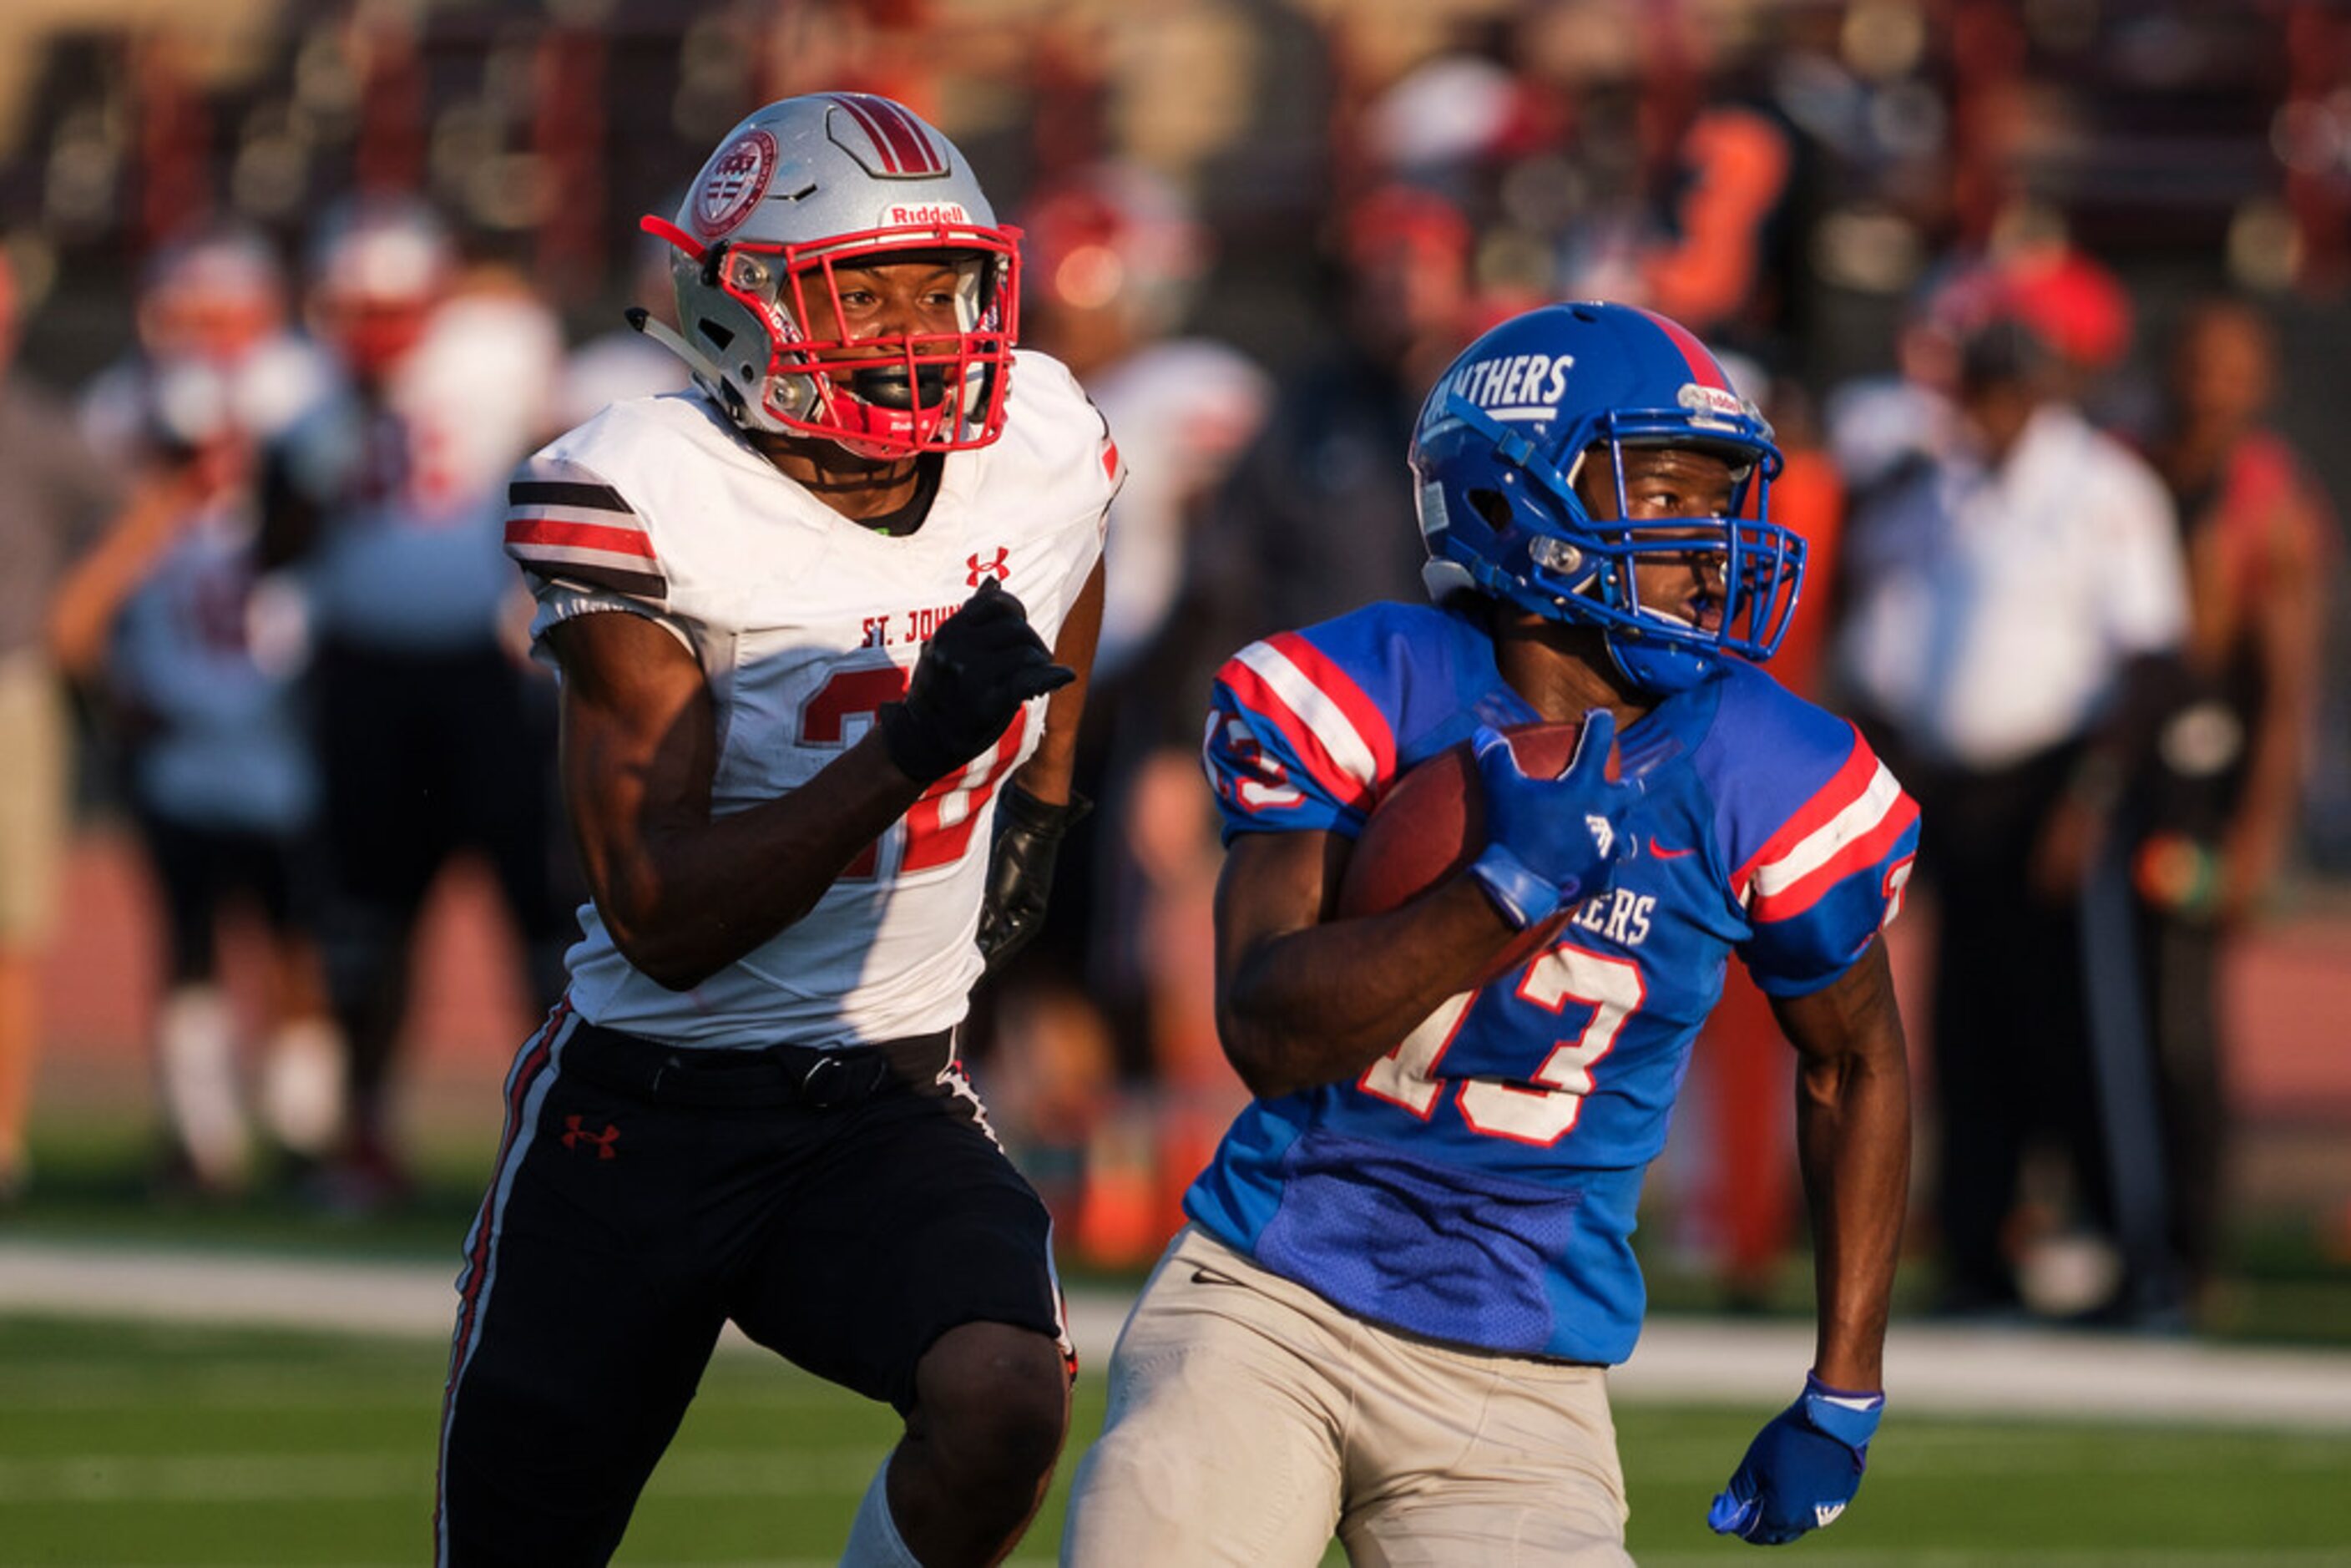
xmin=1431 ymin=352 xmax=1575 ymax=424
xmin=1676 ymin=383 xmax=1747 ymax=421
xmin=828 ymin=93 xmax=948 ymax=178
xmin=887 ymin=202 xmax=973 ymax=225
xmin=694 ymin=129 xmax=779 ymax=239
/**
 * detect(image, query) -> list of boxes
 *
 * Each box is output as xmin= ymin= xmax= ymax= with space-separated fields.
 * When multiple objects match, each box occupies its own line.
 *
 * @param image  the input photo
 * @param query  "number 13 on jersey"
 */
xmin=1359 ymin=941 xmax=1646 ymax=1145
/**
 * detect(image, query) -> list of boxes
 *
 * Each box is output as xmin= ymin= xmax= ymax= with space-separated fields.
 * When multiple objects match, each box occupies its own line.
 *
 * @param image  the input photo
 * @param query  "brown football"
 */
xmin=1333 ymin=720 xmax=1600 ymax=984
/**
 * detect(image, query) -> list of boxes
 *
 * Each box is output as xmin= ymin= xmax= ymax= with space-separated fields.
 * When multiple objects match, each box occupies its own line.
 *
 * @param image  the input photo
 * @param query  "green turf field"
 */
xmin=14 ymin=1107 xmax=2351 ymax=1348
xmin=3 ymin=1316 xmax=2348 ymax=1565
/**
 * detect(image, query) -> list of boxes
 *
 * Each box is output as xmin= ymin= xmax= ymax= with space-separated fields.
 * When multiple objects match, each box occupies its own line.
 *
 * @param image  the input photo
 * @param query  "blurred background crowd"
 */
xmin=3 ymin=0 xmax=2349 ymax=1339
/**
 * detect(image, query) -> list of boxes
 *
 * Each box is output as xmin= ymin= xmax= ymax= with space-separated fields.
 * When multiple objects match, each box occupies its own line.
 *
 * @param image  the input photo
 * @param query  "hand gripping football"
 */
xmin=1335 ymin=720 xmax=1615 ymax=984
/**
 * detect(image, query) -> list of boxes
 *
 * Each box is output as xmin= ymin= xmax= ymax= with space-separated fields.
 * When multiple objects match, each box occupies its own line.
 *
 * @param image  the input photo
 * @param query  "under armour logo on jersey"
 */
xmin=560 ymin=1115 xmax=620 ymax=1160
xmin=1586 ymin=814 xmax=1615 ymax=857
xmin=967 ymin=548 xmax=1009 ymax=586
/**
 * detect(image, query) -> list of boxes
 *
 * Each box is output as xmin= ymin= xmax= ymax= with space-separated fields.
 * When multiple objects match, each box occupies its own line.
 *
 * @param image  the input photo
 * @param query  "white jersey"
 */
xmin=504 ymin=351 xmax=1117 ymax=1050
xmin=285 ymin=294 xmax=562 ymax=654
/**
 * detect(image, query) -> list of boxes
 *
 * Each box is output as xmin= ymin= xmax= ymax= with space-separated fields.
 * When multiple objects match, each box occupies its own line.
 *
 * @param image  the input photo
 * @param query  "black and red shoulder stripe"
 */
xmin=503 ymin=456 xmax=666 ymax=600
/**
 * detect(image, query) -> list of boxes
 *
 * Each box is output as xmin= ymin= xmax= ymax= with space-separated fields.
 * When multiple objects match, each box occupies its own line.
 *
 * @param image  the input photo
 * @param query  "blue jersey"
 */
xmin=1186 ymin=600 xmax=1919 ymax=1363
xmin=110 ymin=505 xmax=316 ymax=835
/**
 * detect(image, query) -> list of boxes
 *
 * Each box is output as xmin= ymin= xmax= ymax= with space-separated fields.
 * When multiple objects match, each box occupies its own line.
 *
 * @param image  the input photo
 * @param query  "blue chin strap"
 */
xmin=1427 ymin=394 xmax=1806 ymax=696
xmin=1605 ymin=616 xmax=1721 ymax=695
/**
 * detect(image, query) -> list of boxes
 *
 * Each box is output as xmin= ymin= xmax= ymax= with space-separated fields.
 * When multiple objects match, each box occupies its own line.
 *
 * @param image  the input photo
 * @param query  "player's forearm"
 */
xmin=1217 ymin=874 xmax=1516 ymax=1099
xmin=1796 ymin=1032 xmax=1909 ymax=1391
xmin=592 ymin=732 xmax=928 ymax=989
xmin=1011 ymin=675 xmax=1089 ymax=809
xmin=1010 ymin=559 xmax=1104 ymax=808
xmin=47 ymin=478 xmax=188 ymax=679
xmin=1770 ymin=942 xmax=1911 ymax=1392
xmin=2232 ymin=568 xmax=2325 ymax=878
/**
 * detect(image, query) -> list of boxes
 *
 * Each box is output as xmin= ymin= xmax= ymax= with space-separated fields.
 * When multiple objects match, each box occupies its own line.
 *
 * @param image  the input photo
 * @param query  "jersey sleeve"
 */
xmin=1095 ymin=398 xmax=1127 ymax=524
xmin=503 ymin=450 xmax=669 ymax=604
xmin=1728 ymin=716 xmax=1921 ymax=997
xmin=503 ymin=447 xmax=695 ymax=663
xmin=1019 ymin=349 xmax=1123 ymax=546
xmin=1202 ymin=630 xmax=1398 ymax=844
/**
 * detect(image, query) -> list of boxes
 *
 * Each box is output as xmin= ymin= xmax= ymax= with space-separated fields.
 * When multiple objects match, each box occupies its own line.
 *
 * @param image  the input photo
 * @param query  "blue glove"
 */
xmin=1465 ymin=711 xmax=1636 ymax=930
xmin=1706 ymin=1373 xmax=1883 ymax=1545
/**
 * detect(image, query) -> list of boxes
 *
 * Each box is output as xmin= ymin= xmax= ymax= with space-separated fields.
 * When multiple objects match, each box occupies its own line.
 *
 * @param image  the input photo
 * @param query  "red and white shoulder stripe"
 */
xmin=503 ymin=454 xmax=666 ymax=601
xmin=1218 ymin=632 xmax=1397 ymax=811
xmin=1732 ymin=728 xmax=1919 ymax=924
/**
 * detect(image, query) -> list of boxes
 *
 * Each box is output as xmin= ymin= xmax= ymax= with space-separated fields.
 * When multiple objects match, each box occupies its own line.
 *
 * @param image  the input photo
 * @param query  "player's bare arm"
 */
xmin=2226 ymin=489 xmax=2327 ymax=915
xmin=1212 ymin=827 xmax=1528 ymax=1100
xmin=1708 ymin=936 xmax=1907 ymax=1545
xmin=972 ymin=559 xmax=1104 ymax=974
xmin=1011 ymin=556 xmax=1105 ymax=808
xmin=1770 ymin=935 xmax=1910 ymax=1392
xmin=548 ymin=607 xmax=930 ymax=990
xmin=48 ymin=469 xmax=200 ymax=680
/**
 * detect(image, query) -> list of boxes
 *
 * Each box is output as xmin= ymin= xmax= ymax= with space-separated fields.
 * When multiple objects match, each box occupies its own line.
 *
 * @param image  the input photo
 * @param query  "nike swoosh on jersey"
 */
xmin=1649 ymin=837 xmax=1699 ymax=859
xmin=1816 ymin=1393 xmax=1883 ymax=1413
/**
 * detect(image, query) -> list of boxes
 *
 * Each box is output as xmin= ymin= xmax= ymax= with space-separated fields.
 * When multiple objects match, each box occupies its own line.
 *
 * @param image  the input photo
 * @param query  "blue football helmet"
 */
xmin=1409 ymin=301 xmax=1804 ymax=695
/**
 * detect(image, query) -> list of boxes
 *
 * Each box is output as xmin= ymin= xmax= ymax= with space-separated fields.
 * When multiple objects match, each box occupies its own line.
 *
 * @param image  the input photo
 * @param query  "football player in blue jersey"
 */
xmin=1062 ymin=301 xmax=1917 ymax=1564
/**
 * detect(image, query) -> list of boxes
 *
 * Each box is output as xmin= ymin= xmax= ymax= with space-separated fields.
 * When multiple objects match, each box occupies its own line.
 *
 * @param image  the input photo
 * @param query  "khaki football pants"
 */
xmin=1062 ymin=1226 xmax=1633 ymax=1566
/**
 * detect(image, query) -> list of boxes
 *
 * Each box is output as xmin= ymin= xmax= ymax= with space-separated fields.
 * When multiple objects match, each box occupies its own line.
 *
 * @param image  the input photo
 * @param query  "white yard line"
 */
xmin=6 ymin=1240 xmax=2351 ymax=1431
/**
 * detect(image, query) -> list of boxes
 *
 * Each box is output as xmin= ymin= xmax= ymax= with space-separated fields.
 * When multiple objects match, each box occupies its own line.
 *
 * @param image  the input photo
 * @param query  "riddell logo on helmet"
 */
xmin=886 ymin=203 xmax=972 ymax=225
xmin=1435 ymin=352 xmax=1575 ymax=424
xmin=1676 ymin=383 xmax=1747 ymax=421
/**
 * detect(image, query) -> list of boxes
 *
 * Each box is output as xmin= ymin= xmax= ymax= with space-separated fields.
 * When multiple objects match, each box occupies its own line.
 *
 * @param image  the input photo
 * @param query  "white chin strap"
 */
xmin=629 ymin=308 xmax=811 ymax=433
xmin=627 ymin=307 xmax=726 ymax=387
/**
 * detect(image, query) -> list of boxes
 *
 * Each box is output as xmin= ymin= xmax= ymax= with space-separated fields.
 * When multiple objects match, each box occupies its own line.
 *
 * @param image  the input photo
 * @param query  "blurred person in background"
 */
xmin=1077 ymin=180 xmax=1481 ymax=1262
xmin=556 ymin=225 xmax=687 ymax=432
xmin=1627 ymin=14 xmax=1817 ymax=375
xmin=1833 ymin=263 xmax=2188 ymax=1322
xmin=1018 ymin=180 xmax=1472 ymax=1267
xmin=1189 ymin=183 xmax=1478 ymax=650
xmin=1826 ymin=238 xmax=2131 ymax=508
xmin=1489 ymin=0 xmax=1814 ymax=370
xmin=2129 ymin=297 xmax=2336 ymax=1321
xmin=49 ymin=228 xmax=343 ymax=1196
xmin=991 ymin=160 xmax=1270 ymax=1265
xmin=1681 ymin=359 xmax=1853 ymax=1308
xmin=1823 ymin=296 xmax=1964 ymax=507
xmin=259 ymin=195 xmax=569 ymax=1211
xmin=78 ymin=224 xmax=332 ymax=469
xmin=0 ymin=245 xmax=124 ymax=1206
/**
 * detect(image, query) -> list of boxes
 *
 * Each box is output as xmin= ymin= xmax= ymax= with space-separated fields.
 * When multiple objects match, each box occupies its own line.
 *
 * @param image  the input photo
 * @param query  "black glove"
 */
xmin=977 ymin=785 xmax=1090 ymax=974
xmin=877 ymin=578 xmax=1074 ymax=785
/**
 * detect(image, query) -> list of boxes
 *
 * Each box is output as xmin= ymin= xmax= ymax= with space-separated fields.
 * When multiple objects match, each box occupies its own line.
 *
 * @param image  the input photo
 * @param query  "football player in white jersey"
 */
xmin=434 ymin=94 xmax=1116 ymax=1567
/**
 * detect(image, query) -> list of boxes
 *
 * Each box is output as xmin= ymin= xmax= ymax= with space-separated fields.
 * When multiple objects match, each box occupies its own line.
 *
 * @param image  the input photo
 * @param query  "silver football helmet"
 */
xmin=639 ymin=93 xmax=1019 ymax=458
